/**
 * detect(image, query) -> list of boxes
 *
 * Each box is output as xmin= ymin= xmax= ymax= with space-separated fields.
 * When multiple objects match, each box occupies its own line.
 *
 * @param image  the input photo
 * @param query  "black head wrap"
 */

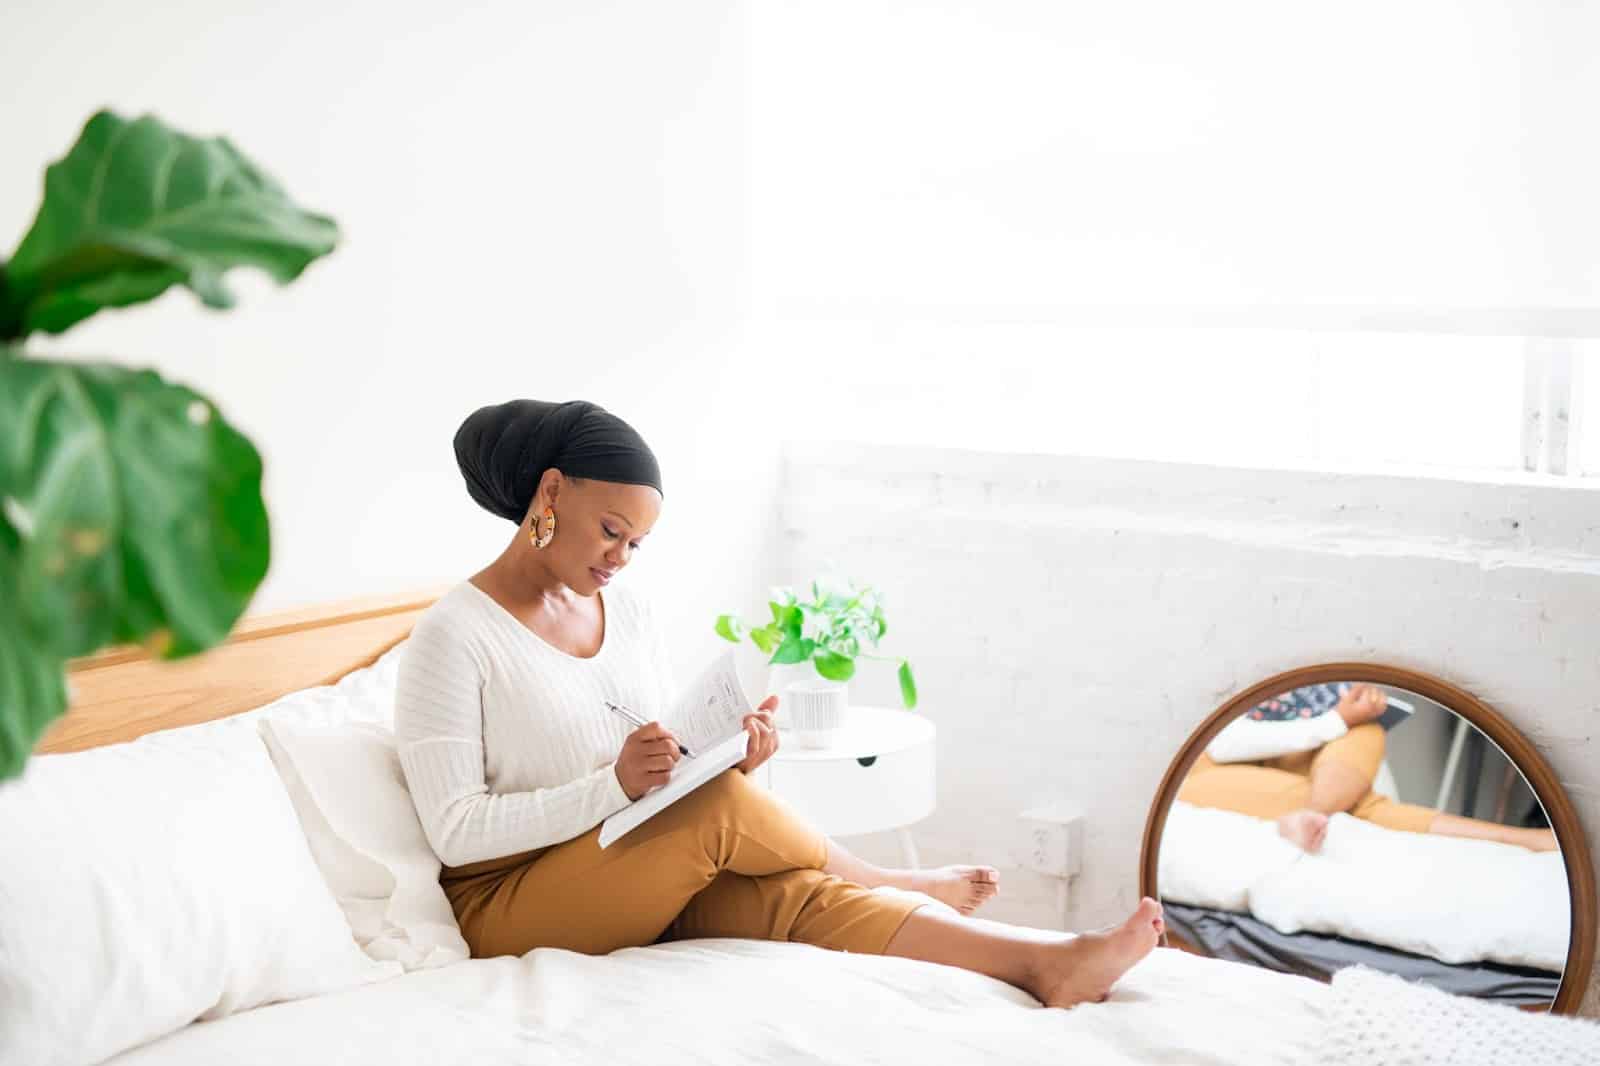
xmin=453 ymin=399 xmax=663 ymax=523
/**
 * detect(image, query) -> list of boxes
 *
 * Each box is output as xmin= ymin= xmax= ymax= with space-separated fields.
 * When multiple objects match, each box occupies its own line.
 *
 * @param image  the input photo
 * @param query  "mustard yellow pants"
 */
xmin=1178 ymin=722 xmax=1437 ymax=834
xmin=439 ymin=767 xmax=929 ymax=959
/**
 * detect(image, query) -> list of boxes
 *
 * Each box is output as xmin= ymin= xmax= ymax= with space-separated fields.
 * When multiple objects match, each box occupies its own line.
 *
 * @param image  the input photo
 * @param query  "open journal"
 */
xmin=598 ymin=649 xmax=756 ymax=849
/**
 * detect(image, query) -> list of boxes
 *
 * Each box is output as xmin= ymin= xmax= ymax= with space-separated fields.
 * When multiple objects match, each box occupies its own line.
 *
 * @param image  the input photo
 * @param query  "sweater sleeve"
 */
xmin=393 ymin=617 xmax=633 ymax=867
xmin=1204 ymin=710 xmax=1350 ymax=764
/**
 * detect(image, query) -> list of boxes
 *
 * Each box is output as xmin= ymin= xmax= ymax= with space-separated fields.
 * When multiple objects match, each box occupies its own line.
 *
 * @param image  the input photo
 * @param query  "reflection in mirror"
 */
xmin=1157 ymin=680 xmax=1570 ymax=1011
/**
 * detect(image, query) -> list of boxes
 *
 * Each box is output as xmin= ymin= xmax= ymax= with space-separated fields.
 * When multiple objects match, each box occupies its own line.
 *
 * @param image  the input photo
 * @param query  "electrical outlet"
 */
xmin=1019 ymin=803 xmax=1084 ymax=879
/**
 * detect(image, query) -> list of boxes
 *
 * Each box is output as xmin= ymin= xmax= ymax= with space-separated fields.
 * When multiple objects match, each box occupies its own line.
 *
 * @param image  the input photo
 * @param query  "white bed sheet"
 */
xmin=104 ymin=938 xmax=1328 ymax=1066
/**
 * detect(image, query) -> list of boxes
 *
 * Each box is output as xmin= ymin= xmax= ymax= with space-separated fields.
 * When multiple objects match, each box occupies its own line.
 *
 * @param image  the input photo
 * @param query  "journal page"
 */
xmin=667 ymin=649 xmax=755 ymax=756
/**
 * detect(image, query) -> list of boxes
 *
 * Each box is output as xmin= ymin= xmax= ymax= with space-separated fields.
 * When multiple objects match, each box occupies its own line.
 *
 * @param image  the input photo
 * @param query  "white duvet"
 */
xmin=105 ymin=938 xmax=1328 ymax=1066
xmin=1157 ymin=801 xmax=1571 ymax=971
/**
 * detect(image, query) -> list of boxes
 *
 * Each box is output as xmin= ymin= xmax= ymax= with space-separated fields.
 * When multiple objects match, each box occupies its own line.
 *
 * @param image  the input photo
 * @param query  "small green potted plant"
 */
xmin=715 ymin=578 xmax=917 ymax=730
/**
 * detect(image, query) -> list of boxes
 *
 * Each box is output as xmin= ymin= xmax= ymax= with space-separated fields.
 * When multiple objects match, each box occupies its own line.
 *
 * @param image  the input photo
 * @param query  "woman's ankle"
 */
xmin=870 ymin=867 xmax=914 ymax=890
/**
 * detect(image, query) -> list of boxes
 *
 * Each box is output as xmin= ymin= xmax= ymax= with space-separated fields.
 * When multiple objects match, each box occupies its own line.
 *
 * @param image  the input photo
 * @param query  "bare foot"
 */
xmin=1277 ymin=808 xmax=1329 ymax=853
xmin=1026 ymin=898 xmax=1164 ymax=1009
xmin=1336 ymin=683 xmax=1388 ymax=727
xmin=900 ymin=865 xmax=1001 ymax=915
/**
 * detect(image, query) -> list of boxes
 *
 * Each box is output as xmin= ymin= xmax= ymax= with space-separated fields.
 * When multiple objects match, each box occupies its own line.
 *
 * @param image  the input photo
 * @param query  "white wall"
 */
xmin=745 ymin=0 xmax=1600 ymax=487
xmin=0 ymin=0 xmax=778 ymax=663
xmin=749 ymin=0 xmax=1600 ymax=319
xmin=778 ymin=441 xmax=1600 ymax=1015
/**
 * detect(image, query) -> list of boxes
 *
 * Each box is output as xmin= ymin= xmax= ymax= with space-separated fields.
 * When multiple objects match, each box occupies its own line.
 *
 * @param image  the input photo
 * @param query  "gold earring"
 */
xmin=531 ymin=507 xmax=556 ymax=549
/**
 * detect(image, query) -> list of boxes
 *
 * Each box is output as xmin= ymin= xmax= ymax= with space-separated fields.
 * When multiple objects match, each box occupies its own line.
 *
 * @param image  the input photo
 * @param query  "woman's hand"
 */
xmin=614 ymin=720 xmax=683 ymax=801
xmin=734 ymin=695 xmax=780 ymax=776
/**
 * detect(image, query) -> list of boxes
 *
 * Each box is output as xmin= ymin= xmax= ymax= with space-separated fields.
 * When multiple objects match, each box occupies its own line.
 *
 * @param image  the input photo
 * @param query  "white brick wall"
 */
xmin=776 ymin=440 xmax=1600 ymax=1016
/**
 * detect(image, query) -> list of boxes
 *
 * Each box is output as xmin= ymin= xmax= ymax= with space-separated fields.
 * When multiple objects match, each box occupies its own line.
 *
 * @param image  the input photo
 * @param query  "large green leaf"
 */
xmin=0 ymin=355 xmax=270 ymax=778
xmin=0 ymin=520 xmax=67 ymax=781
xmin=2 ymin=110 xmax=338 ymax=339
xmin=0 ymin=266 xmax=20 ymax=340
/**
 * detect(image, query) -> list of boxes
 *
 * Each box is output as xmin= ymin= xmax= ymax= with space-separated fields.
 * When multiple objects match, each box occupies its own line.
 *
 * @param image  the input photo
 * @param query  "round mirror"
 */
xmin=1139 ymin=663 xmax=1596 ymax=1014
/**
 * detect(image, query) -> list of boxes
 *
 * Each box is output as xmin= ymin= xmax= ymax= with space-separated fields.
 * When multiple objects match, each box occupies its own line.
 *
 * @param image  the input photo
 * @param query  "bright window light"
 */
xmin=793 ymin=328 xmax=1531 ymax=477
xmin=1578 ymin=345 xmax=1600 ymax=475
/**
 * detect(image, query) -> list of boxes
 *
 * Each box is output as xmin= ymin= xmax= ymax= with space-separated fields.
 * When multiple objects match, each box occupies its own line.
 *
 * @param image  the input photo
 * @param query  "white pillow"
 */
xmin=0 ymin=715 xmax=404 ymax=1066
xmin=259 ymin=717 xmax=470 ymax=970
xmin=250 ymin=639 xmax=410 ymax=733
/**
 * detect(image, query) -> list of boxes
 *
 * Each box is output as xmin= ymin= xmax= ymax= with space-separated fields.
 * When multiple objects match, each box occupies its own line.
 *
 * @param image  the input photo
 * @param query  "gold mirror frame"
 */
xmin=1138 ymin=662 xmax=1597 ymax=1014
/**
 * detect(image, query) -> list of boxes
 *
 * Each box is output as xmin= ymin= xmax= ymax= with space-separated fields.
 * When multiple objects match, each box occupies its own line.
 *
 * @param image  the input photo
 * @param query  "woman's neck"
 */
xmin=476 ymin=550 xmax=577 ymax=614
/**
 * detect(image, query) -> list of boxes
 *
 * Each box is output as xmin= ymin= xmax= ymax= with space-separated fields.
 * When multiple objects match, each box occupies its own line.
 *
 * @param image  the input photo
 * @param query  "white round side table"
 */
xmin=753 ymin=705 xmax=936 ymax=868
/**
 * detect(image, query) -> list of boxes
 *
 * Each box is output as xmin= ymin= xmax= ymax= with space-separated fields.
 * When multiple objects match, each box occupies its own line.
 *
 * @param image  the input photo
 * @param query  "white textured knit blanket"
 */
xmin=1318 ymin=965 xmax=1600 ymax=1065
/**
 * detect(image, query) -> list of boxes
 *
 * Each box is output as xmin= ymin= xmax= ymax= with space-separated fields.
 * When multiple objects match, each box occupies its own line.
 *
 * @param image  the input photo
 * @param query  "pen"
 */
xmin=604 ymin=699 xmax=692 ymax=757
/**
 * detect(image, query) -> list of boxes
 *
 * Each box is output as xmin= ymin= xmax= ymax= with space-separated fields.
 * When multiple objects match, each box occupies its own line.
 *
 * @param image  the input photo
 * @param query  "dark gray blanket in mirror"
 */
xmin=1162 ymin=902 xmax=1561 ymax=1006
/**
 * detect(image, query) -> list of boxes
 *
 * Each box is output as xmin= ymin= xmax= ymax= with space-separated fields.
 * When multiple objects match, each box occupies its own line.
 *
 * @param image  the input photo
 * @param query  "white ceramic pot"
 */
xmin=763 ymin=662 xmax=827 ymax=728
xmin=784 ymin=679 xmax=850 ymax=749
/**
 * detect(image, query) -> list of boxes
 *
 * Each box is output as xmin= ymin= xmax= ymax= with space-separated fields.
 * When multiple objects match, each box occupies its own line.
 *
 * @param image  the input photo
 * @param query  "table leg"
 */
xmin=896 ymin=828 xmax=920 ymax=869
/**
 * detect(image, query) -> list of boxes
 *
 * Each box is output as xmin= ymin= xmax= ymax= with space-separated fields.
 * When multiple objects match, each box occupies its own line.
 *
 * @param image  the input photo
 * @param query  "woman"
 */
xmin=1180 ymin=682 xmax=1558 ymax=854
xmin=395 ymin=398 xmax=1165 ymax=1009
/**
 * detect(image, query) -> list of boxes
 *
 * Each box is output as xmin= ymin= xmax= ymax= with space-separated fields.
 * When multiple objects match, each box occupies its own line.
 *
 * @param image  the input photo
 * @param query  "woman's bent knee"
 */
xmin=680 ymin=766 xmax=755 ymax=812
xmin=628 ymin=769 xmax=758 ymax=840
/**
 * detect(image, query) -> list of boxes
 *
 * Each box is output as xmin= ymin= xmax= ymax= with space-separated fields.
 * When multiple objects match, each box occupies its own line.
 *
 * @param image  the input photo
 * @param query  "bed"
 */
xmin=99 ymin=936 xmax=1332 ymax=1066
xmin=9 ymin=588 xmax=1599 ymax=1066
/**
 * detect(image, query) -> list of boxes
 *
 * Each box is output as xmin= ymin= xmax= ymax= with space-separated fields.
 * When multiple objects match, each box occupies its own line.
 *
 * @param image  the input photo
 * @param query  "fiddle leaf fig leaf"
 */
xmin=3 ymin=110 xmax=338 ymax=339
xmin=0 ymin=354 xmax=269 ymax=691
xmin=0 ymin=523 xmax=68 ymax=781
xmin=0 ymin=269 xmax=21 ymax=341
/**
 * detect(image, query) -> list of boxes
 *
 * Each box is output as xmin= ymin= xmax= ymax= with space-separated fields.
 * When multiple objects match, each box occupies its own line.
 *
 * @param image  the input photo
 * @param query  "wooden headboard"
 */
xmin=34 ymin=583 xmax=452 ymax=755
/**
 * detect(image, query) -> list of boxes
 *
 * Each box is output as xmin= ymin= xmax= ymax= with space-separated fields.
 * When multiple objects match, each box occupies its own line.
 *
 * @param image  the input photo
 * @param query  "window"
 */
xmin=788 ymin=325 xmax=1575 ymax=481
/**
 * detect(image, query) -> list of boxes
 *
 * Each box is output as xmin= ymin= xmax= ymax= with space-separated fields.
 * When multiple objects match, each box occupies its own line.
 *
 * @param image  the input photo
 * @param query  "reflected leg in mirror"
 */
xmin=1308 ymin=725 xmax=1557 ymax=850
xmin=1423 ymin=811 xmax=1559 ymax=853
xmin=1187 ymin=721 xmax=1560 ymax=854
xmin=1306 ymin=724 xmax=1387 ymax=814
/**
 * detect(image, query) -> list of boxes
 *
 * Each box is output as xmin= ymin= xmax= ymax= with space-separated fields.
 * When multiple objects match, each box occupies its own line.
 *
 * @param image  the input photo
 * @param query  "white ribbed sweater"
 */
xmin=394 ymin=580 xmax=678 ymax=868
